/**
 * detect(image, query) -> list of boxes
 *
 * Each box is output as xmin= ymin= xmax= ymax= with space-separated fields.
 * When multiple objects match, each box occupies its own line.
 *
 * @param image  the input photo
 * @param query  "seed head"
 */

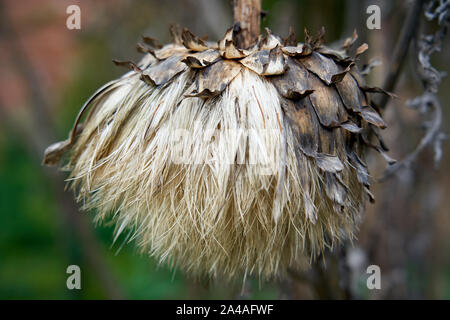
xmin=44 ymin=27 xmax=392 ymax=280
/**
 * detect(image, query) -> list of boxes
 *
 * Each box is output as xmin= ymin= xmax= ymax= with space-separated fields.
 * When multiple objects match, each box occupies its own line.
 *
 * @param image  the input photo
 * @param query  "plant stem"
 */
xmin=377 ymin=0 xmax=426 ymax=109
xmin=233 ymin=0 xmax=261 ymax=48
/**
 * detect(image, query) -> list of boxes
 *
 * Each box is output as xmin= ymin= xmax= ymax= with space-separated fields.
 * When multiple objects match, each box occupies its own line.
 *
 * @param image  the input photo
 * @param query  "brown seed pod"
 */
xmin=43 ymin=27 xmax=393 ymax=280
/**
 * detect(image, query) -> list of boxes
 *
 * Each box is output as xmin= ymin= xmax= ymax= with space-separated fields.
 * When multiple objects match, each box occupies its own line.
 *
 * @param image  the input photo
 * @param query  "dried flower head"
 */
xmin=44 ymin=26 xmax=392 ymax=280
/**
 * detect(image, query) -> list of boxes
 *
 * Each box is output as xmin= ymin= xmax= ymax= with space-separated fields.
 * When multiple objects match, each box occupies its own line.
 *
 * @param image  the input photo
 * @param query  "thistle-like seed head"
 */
xmin=44 ymin=26 xmax=392 ymax=280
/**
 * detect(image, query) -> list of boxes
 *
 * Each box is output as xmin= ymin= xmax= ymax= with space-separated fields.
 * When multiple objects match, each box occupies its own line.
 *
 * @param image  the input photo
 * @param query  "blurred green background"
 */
xmin=0 ymin=0 xmax=449 ymax=299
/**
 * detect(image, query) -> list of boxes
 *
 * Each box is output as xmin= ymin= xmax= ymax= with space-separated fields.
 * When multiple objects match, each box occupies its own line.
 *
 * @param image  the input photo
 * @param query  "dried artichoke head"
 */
xmin=43 ymin=26 xmax=393 ymax=280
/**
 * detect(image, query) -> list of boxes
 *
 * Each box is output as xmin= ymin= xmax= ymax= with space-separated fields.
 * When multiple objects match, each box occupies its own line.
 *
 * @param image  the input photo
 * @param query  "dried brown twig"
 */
xmin=382 ymin=0 xmax=448 ymax=180
xmin=377 ymin=0 xmax=427 ymax=110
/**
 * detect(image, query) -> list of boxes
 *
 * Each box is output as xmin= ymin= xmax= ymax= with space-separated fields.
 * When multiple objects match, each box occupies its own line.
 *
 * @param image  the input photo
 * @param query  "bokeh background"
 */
xmin=0 ymin=0 xmax=449 ymax=299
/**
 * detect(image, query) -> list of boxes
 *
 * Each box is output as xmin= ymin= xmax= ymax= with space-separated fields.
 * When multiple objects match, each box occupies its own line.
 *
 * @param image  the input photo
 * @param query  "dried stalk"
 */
xmin=382 ymin=0 xmax=448 ymax=179
xmin=377 ymin=0 xmax=426 ymax=110
xmin=233 ymin=0 xmax=261 ymax=48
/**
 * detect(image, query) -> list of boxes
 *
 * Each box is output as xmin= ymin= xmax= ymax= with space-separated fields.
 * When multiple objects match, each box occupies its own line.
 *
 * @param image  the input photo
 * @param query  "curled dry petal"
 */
xmin=281 ymin=98 xmax=319 ymax=157
xmin=304 ymin=27 xmax=326 ymax=50
xmin=330 ymin=62 xmax=355 ymax=84
xmin=264 ymin=45 xmax=287 ymax=75
xmin=376 ymin=146 xmax=397 ymax=165
xmin=342 ymin=29 xmax=358 ymax=51
xmin=317 ymin=46 xmax=349 ymax=62
xmin=361 ymin=125 xmax=396 ymax=164
xmin=348 ymin=152 xmax=370 ymax=187
xmin=359 ymin=106 xmax=387 ymax=129
xmin=169 ymin=24 xmax=183 ymax=44
xmin=186 ymin=59 xmax=242 ymax=98
xmin=283 ymin=27 xmax=298 ymax=46
xmin=282 ymin=45 xmax=312 ymax=57
xmin=181 ymin=29 xmax=209 ymax=52
xmin=315 ymin=154 xmax=345 ymax=173
xmin=360 ymin=86 xmax=398 ymax=98
xmin=308 ymin=74 xmax=348 ymax=127
xmin=142 ymin=36 xmax=162 ymax=49
xmin=182 ymin=49 xmax=221 ymax=68
xmin=141 ymin=54 xmax=187 ymax=86
xmin=112 ymin=59 xmax=141 ymax=72
xmin=354 ymin=43 xmax=369 ymax=59
xmin=270 ymin=57 xmax=313 ymax=99
xmin=218 ymin=28 xmax=251 ymax=59
xmin=240 ymin=45 xmax=286 ymax=76
xmin=324 ymin=172 xmax=348 ymax=206
xmin=335 ymin=73 xmax=365 ymax=112
xmin=341 ymin=120 xmax=362 ymax=133
xmin=349 ymin=67 xmax=367 ymax=87
xmin=300 ymin=52 xmax=340 ymax=85
xmin=259 ymin=28 xmax=283 ymax=50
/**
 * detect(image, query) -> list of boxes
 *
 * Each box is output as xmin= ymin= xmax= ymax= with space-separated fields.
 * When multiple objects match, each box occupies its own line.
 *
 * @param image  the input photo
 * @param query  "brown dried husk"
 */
xmin=43 ymin=26 xmax=392 ymax=280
